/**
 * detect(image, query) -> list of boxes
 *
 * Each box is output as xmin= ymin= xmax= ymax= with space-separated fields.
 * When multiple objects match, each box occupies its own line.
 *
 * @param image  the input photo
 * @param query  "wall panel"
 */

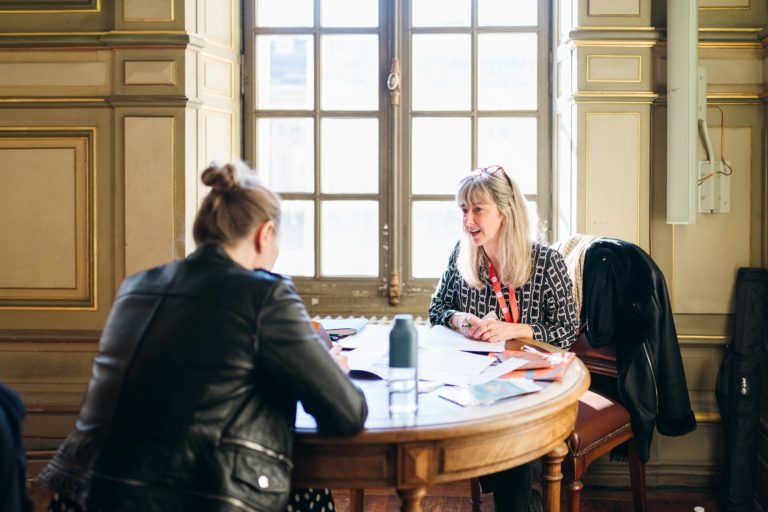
xmin=672 ymin=127 xmax=751 ymax=314
xmin=124 ymin=60 xmax=176 ymax=85
xmin=586 ymin=55 xmax=642 ymax=83
xmin=0 ymin=0 xmax=98 ymax=12
xmin=124 ymin=117 xmax=175 ymax=276
xmin=0 ymin=130 xmax=93 ymax=307
xmin=123 ymin=0 xmax=173 ymax=21
xmin=201 ymin=0 xmax=233 ymax=49
xmin=202 ymin=108 xmax=234 ymax=166
xmin=587 ymin=0 xmax=640 ymax=17
xmin=201 ymin=54 xmax=234 ymax=99
xmin=585 ymin=112 xmax=641 ymax=244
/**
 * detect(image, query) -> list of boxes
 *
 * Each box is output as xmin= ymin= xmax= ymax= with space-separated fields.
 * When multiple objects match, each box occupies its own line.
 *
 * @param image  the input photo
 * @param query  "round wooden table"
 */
xmin=293 ymin=340 xmax=590 ymax=512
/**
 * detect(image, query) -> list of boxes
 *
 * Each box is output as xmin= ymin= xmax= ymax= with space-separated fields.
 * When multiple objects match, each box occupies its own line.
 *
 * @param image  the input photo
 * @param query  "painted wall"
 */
xmin=0 ymin=0 xmax=241 ymax=471
xmin=555 ymin=0 xmax=767 ymax=492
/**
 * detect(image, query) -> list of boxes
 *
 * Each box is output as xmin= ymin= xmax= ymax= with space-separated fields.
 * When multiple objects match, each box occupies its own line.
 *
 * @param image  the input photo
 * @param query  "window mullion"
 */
xmin=387 ymin=0 xmax=405 ymax=306
xmin=313 ymin=1 xmax=322 ymax=279
xmin=471 ymin=3 xmax=478 ymax=169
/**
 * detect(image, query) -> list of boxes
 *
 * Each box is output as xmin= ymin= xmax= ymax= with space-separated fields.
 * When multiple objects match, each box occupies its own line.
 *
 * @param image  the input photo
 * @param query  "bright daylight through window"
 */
xmin=245 ymin=0 xmax=549 ymax=311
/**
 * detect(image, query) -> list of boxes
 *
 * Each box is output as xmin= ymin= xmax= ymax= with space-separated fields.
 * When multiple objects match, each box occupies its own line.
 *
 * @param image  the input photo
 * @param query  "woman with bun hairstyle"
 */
xmin=429 ymin=165 xmax=578 ymax=511
xmin=39 ymin=162 xmax=368 ymax=512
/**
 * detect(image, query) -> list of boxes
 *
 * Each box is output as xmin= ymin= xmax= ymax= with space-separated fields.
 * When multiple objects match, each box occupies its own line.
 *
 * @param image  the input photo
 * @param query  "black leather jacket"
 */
xmin=38 ymin=244 xmax=368 ymax=512
xmin=0 ymin=382 xmax=33 ymax=512
xmin=582 ymin=239 xmax=696 ymax=463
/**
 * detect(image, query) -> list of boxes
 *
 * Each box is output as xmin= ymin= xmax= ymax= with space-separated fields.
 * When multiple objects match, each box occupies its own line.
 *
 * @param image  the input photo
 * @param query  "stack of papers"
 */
xmin=343 ymin=323 xmax=542 ymax=393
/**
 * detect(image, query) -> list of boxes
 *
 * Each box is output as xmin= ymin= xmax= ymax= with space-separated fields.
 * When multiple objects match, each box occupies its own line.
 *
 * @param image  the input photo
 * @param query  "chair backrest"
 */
xmin=570 ymin=333 xmax=617 ymax=378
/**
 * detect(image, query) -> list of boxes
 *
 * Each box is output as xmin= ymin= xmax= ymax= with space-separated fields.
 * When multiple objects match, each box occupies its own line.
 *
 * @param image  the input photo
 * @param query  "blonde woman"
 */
xmin=429 ymin=165 xmax=577 ymax=511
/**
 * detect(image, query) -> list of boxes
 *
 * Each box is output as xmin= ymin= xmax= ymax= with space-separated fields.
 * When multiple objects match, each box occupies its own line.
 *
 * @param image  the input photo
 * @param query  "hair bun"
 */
xmin=201 ymin=163 xmax=238 ymax=193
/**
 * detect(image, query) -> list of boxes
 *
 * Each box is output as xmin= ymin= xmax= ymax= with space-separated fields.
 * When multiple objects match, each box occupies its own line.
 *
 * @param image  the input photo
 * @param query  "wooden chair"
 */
xmin=561 ymin=334 xmax=646 ymax=512
xmin=469 ymin=334 xmax=647 ymax=512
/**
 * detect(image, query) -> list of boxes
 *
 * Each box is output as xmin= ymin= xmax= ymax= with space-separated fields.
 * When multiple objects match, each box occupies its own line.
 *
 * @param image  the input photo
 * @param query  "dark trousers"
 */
xmin=479 ymin=462 xmax=532 ymax=512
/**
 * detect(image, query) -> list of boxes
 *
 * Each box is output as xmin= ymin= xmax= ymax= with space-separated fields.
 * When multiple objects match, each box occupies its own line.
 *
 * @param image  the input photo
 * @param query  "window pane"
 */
xmin=322 ymin=0 xmax=378 ymax=27
xmin=412 ymin=0 xmax=470 ymax=27
xmin=321 ymin=35 xmax=379 ymax=111
xmin=412 ymin=34 xmax=470 ymax=111
xmin=321 ymin=118 xmax=378 ymax=193
xmin=256 ymin=0 xmax=313 ymax=27
xmin=526 ymin=200 xmax=544 ymax=241
xmin=412 ymin=117 xmax=470 ymax=195
xmin=321 ymin=201 xmax=378 ymax=276
xmin=478 ymin=0 xmax=537 ymax=26
xmin=257 ymin=118 xmax=314 ymax=193
xmin=257 ymin=35 xmax=314 ymax=109
xmin=477 ymin=117 xmax=537 ymax=194
xmin=273 ymin=200 xmax=315 ymax=276
xmin=412 ymin=201 xmax=462 ymax=278
xmin=478 ymin=33 xmax=537 ymax=110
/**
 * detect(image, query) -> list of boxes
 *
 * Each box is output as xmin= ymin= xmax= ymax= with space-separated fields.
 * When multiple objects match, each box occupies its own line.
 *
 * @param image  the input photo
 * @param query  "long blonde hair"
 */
xmin=456 ymin=168 xmax=533 ymax=289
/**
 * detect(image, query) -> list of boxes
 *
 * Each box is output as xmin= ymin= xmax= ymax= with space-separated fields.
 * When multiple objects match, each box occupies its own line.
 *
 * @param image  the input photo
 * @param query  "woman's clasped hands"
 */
xmin=451 ymin=312 xmax=533 ymax=342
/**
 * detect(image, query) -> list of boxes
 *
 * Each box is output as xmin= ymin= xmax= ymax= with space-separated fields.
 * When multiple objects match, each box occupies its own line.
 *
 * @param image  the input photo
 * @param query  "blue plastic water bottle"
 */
xmin=388 ymin=314 xmax=418 ymax=420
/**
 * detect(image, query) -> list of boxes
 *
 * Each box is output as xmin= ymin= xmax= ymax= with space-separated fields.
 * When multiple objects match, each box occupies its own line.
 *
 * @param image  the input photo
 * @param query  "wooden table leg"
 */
xmin=542 ymin=442 xmax=568 ymax=512
xmin=397 ymin=487 xmax=427 ymax=512
xmin=349 ymin=489 xmax=364 ymax=512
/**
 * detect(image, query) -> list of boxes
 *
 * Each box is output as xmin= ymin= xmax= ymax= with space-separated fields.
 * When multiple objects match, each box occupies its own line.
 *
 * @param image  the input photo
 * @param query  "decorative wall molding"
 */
xmin=586 ymin=54 xmax=642 ymax=82
xmin=0 ymin=31 xmax=203 ymax=50
xmin=587 ymin=0 xmax=640 ymax=17
xmin=123 ymin=0 xmax=174 ymax=22
xmin=699 ymin=0 xmax=751 ymax=9
xmin=0 ymin=0 xmax=99 ymax=13
xmin=124 ymin=116 xmax=176 ymax=276
xmin=123 ymin=60 xmax=176 ymax=85
xmin=0 ymin=128 xmax=96 ymax=310
xmin=584 ymin=112 xmax=643 ymax=244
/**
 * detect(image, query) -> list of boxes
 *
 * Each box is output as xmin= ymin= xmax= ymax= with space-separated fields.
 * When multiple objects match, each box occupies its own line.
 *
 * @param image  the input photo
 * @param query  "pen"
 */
xmin=521 ymin=345 xmax=552 ymax=361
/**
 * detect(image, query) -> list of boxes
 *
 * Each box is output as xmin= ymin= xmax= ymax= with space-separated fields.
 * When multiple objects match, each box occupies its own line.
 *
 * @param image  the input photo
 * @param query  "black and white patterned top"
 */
xmin=428 ymin=242 xmax=578 ymax=349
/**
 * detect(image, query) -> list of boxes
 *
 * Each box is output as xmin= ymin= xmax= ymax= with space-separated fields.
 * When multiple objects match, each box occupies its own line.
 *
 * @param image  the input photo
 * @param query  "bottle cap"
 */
xmin=693 ymin=507 xmax=705 ymax=512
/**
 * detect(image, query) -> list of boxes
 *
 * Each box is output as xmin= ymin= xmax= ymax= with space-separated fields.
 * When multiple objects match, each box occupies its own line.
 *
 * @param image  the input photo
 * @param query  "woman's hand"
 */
xmin=467 ymin=319 xmax=534 ymax=343
xmin=450 ymin=312 xmax=482 ymax=337
xmin=329 ymin=344 xmax=350 ymax=373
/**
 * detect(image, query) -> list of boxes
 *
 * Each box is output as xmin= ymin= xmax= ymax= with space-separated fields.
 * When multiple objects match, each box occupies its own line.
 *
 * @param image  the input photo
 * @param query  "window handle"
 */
xmin=387 ymin=58 xmax=401 ymax=106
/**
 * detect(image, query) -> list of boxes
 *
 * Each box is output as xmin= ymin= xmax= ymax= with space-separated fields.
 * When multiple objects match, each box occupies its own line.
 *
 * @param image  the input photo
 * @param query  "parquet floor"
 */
xmin=331 ymin=481 xmax=722 ymax=512
xmin=29 ymin=480 xmax=722 ymax=512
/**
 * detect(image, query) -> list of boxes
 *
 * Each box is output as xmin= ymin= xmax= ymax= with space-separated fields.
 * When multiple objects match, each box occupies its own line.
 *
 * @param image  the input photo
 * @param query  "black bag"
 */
xmin=716 ymin=267 xmax=768 ymax=512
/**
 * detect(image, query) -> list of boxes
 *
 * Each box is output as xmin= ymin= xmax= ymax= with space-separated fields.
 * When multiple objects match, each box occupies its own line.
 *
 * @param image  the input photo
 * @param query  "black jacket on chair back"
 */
xmin=39 ymin=244 xmax=368 ymax=512
xmin=581 ymin=238 xmax=696 ymax=463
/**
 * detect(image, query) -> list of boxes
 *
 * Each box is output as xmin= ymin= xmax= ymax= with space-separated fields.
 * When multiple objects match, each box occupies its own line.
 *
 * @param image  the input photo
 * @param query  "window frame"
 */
xmin=243 ymin=0 xmax=552 ymax=316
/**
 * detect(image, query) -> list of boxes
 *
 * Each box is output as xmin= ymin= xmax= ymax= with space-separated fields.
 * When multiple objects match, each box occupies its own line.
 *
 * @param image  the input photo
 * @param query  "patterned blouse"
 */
xmin=428 ymin=242 xmax=578 ymax=349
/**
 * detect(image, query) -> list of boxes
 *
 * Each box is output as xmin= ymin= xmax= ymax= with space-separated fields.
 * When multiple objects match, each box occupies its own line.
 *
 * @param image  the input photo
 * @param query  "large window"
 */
xmin=244 ymin=0 xmax=550 ymax=314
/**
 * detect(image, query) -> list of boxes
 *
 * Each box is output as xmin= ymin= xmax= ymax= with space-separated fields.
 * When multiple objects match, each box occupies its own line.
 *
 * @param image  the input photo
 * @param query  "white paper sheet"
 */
xmin=468 ymin=356 xmax=528 ymax=385
xmin=347 ymin=344 xmax=496 ymax=386
xmin=421 ymin=325 xmax=505 ymax=353
xmin=339 ymin=324 xmax=392 ymax=349
xmin=417 ymin=347 xmax=496 ymax=386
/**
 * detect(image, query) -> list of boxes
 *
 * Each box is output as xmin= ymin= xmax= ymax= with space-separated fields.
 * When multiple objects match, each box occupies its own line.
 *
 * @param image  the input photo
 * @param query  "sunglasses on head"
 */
xmin=472 ymin=165 xmax=513 ymax=189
